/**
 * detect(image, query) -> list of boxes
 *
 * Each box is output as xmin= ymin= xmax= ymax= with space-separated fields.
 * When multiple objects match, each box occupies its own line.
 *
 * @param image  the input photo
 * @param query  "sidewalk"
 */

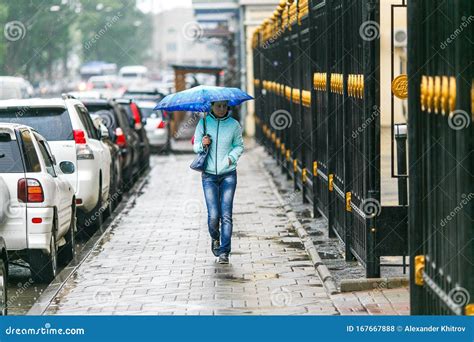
xmin=40 ymin=139 xmax=408 ymax=315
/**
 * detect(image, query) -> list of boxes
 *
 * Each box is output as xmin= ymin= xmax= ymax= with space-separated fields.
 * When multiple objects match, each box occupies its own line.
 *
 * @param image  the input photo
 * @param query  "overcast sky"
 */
xmin=137 ymin=0 xmax=192 ymax=13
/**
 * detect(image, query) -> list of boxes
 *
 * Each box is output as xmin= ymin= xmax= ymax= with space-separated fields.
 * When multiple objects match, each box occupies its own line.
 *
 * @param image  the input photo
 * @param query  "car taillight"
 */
xmin=74 ymin=129 xmax=94 ymax=159
xmin=18 ymin=178 xmax=44 ymax=203
xmin=130 ymin=102 xmax=141 ymax=124
xmin=76 ymin=144 xmax=94 ymax=159
xmin=156 ymin=120 xmax=166 ymax=129
xmin=115 ymin=127 xmax=127 ymax=147
xmin=73 ymin=129 xmax=86 ymax=144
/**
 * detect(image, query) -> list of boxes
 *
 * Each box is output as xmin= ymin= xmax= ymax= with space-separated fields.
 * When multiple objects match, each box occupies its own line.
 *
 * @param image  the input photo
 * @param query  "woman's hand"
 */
xmin=202 ymin=135 xmax=211 ymax=147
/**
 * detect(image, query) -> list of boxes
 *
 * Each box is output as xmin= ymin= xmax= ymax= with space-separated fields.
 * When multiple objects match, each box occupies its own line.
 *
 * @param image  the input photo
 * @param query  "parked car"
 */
xmin=80 ymin=98 xmax=141 ymax=188
xmin=122 ymin=86 xmax=165 ymax=102
xmin=0 ymin=124 xmax=76 ymax=283
xmin=0 ymin=236 xmax=8 ymax=315
xmin=135 ymin=100 xmax=170 ymax=153
xmin=115 ymin=99 xmax=151 ymax=172
xmin=0 ymin=96 xmax=112 ymax=236
xmin=0 ymin=76 xmax=34 ymax=100
xmin=90 ymin=114 xmax=122 ymax=212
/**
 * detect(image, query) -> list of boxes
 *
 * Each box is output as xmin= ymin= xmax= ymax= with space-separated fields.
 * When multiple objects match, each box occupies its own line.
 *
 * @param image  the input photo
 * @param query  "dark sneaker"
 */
xmin=211 ymin=239 xmax=220 ymax=257
xmin=218 ymin=254 xmax=229 ymax=264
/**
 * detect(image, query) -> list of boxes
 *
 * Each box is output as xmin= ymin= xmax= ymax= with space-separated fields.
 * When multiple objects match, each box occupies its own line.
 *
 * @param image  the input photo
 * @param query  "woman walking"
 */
xmin=193 ymin=101 xmax=244 ymax=264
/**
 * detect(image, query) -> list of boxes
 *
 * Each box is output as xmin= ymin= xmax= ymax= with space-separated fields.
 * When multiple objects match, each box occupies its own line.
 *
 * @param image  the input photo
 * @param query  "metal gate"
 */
xmin=252 ymin=0 xmax=408 ymax=278
xmin=408 ymin=0 xmax=473 ymax=315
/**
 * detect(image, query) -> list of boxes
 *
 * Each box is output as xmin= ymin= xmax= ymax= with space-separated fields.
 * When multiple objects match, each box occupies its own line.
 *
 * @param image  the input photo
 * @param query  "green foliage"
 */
xmin=0 ymin=0 xmax=152 ymax=80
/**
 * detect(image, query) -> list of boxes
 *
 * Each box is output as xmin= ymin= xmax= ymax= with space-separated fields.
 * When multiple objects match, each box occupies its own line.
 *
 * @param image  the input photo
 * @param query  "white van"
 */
xmin=119 ymin=65 xmax=148 ymax=86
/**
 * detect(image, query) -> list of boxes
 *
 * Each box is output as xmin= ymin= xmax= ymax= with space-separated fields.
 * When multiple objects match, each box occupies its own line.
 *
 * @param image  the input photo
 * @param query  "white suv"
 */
xmin=0 ymin=96 xmax=111 ymax=235
xmin=0 ymin=124 xmax=75 ymax=282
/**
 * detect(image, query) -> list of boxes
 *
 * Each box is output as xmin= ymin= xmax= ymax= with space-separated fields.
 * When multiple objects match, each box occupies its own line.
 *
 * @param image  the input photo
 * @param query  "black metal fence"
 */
xmin=407 ymin=0 xmax=473 ymax=315
xmin=252 ymin=0 xmax=408 ymax=279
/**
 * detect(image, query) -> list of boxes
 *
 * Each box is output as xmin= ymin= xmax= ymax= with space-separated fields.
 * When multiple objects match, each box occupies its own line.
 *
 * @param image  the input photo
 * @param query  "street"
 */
xmin=19 ymin=139 xmax=408 ymax=316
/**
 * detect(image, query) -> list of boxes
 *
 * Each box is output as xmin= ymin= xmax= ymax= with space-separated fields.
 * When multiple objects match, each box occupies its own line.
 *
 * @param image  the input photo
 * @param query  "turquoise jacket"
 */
xmin=193 ymin=112 xmax=244 ymax=175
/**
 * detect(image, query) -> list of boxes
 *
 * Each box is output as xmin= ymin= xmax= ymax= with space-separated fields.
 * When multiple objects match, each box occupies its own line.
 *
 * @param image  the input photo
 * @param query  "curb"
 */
xmin=340 ymin=276 xmax=409 ymax=292
xmin=259 ymin=158 xmax=339 ymax=295
xmin=27 ymin=170 xmax=150 ymax=315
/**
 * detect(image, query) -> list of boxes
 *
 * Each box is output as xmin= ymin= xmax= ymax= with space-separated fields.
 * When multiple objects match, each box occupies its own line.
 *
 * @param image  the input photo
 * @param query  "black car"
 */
xmin=115 ymin=98 xmax=150 ymax=173
xmin=81 ymin=98 xmax=141 ymax=189
xmin=90 ymin=113 xmax=123 ymax=212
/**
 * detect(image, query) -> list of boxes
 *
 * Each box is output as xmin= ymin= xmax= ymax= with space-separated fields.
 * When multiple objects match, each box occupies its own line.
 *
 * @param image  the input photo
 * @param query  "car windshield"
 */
xmin=84 ymin=104 xmax=112 ymax=113
xmin=0 ymin=107 xmax=73 ymax=141
xmin=0 ymin=133 xmax=24 ymax=172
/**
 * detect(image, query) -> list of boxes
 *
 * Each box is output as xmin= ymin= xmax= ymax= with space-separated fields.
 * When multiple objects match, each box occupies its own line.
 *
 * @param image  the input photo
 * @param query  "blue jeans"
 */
xmin=201 ymin=170 xmax=237 ymax=255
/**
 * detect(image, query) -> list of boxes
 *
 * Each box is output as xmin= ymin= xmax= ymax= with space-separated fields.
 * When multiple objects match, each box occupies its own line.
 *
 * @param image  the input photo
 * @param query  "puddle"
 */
xmin=277 ymin=240 xmax=305 ymax=250
xmin=318 ymin=251 xmax=340 ymax=259
xmin=215 ymin=273 xmax=248 ymax=283
xmin=288 ymin=257 xmax=309 ymax=262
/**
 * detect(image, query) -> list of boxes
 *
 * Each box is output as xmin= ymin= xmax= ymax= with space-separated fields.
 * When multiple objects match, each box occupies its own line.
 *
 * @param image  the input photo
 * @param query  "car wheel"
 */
xmin=87 ymin=181 xmax=103 ymax=232
xmin=58 ymin=203 xmax=76 ymax=266
xmin=0 ymin=258 xmax=7 ymax=315
xmin=30 ymin=229 xmax=57 ymax=283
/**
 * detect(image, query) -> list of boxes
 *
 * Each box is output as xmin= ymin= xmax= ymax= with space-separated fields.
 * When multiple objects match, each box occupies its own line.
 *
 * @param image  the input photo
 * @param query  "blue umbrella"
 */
xmin=154 ymin=85 xmax=253 ymax=112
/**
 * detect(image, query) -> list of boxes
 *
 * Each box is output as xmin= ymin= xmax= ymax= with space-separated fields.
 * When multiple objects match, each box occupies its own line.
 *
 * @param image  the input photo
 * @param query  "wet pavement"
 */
xmin=27 ymin=138 xmax=408 ymax=316
xmin=265 ymin=156 xmax=410 ymax=286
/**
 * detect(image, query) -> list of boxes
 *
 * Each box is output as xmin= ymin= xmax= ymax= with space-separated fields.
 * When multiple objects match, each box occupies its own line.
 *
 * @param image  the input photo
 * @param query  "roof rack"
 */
xmin=61 ymin=93 xmax=76 ymax=100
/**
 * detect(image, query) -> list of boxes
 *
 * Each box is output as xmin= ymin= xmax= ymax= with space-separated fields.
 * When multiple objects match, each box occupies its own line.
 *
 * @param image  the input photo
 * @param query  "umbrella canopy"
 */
xmin=154 ymin=85 xmax=253 ymax=112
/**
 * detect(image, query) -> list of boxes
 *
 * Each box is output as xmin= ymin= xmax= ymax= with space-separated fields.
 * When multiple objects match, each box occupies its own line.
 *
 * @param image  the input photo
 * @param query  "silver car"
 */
xmin=136 ymin=101 xmax=170 ymax=153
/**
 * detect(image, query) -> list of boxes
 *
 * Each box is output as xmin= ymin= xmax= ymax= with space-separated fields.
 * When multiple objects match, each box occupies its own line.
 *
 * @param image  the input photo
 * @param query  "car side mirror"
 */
xmin=142 ymin=118 xmax=147 ymax=125
xmin=59 ymin=161 xmax=75 ymax=174
xmin=99 ymin=123 xmax=109 ymax=140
